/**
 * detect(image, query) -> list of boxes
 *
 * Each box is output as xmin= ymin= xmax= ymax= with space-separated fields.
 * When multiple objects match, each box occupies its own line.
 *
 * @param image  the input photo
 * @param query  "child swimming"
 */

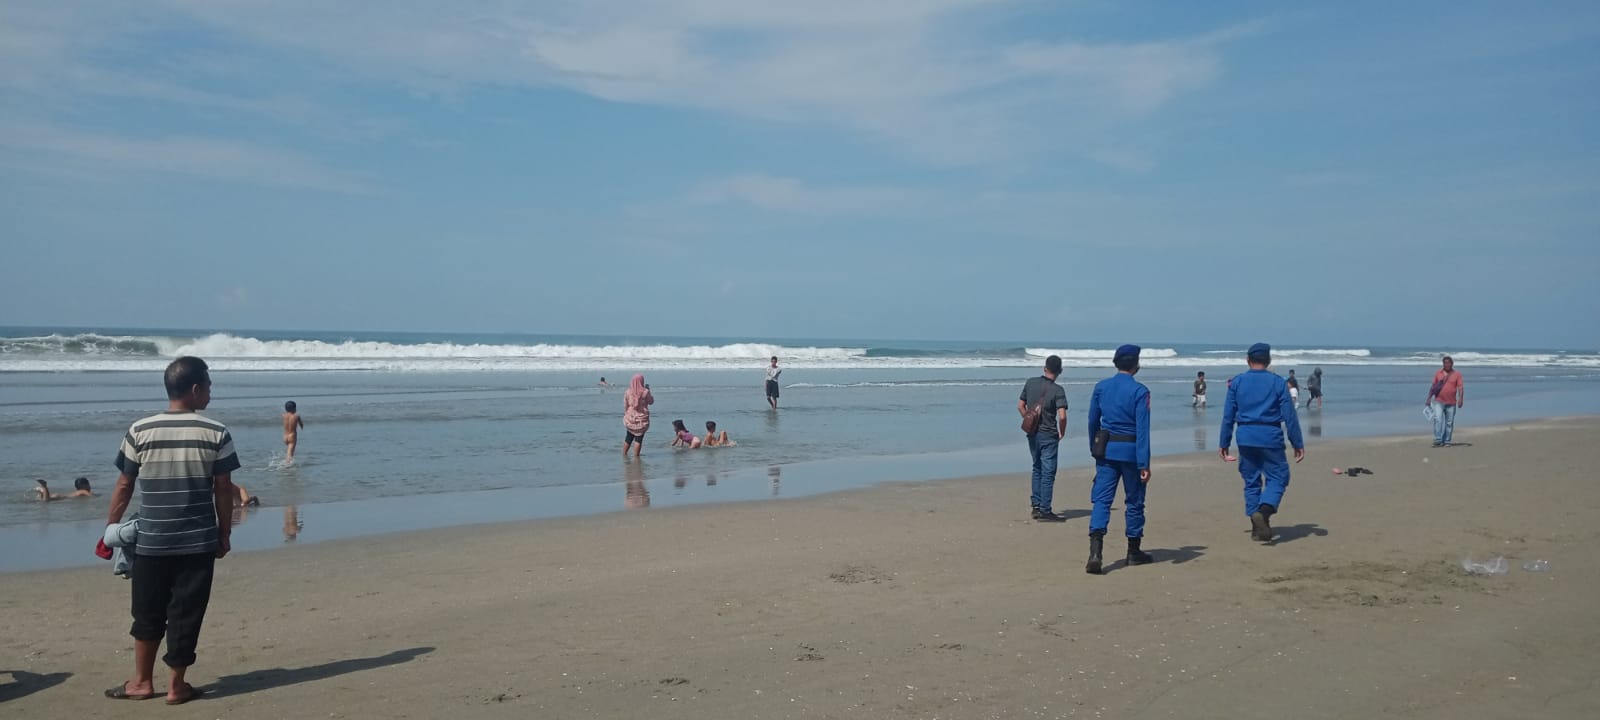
xmin=671 ymin=419 xmax=703 ymax=449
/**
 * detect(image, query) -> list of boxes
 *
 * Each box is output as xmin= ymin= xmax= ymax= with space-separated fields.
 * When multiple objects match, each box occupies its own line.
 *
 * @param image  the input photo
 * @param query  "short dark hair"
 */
xmin=285 ymin=401 xmax=297 ymax=413
xmin=74 ymin=477 xmax=91 ymax=491
xmin=1044 ymin=355 xmax=1063 ymax=375
xmin=672 ymin=419 xmax=687 ymax=432
xmin=1113 ymin=355 xmax=1138 ymax=372
xmin=164 ymin=357 xmax=210 ymax=400
xmin=1198 ymin=371 xmax=1205 ymax=377
xmin=770 ymin=356 xmax=778 ymax=363
xmin=1248 ymin=352 xmax=1271 ymax=366
xmin=706 ymin=420 xmax=717 ymax=431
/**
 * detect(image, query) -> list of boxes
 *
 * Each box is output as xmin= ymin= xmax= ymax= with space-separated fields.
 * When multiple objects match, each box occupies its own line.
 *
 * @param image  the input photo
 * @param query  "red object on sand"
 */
xmin=95 ymin=539 xmax=113 ymax=560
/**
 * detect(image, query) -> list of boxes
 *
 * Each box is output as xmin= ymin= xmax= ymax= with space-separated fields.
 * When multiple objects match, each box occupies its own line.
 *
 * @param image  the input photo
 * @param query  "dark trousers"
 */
xmin=130 ymin=552 xmax=216 ymax=668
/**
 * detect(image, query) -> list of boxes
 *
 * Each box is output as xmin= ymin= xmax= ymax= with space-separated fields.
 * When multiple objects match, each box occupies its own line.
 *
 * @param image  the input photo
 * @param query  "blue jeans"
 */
xmin=1027 ymin=432 xmax=1059 ymax=511
xmin=1090 ymin=459 xmax=1145 ymax=537
xmin=1238 ymin=446 xmax=1290 ymax=517
xmin=1430 ymin=401 xmax=1457 ymax=444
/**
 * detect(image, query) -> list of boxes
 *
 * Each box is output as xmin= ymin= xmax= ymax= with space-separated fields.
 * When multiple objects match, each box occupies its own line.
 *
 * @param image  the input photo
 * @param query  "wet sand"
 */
xmin=3 ymin=418 xmax=1598 ymax=718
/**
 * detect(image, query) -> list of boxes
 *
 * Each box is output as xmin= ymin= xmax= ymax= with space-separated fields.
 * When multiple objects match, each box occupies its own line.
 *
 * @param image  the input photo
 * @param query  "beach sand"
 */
xmin=3 ymin=418 xmax=1598 ymax=718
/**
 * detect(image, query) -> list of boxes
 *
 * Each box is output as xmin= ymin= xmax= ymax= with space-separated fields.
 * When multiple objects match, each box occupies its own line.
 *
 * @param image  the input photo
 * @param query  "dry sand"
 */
xmin=3 ymin=418 xmax=1599 ymax=719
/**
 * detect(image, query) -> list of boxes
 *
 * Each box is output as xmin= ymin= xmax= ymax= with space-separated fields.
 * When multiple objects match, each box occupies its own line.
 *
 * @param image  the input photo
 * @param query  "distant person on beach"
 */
xmin=235 ymin=483 xmax=260 ymax=507
xmin=1286 ymin=370 xmax=1300 ymax=407
xmin=1219 ymin=344 xmax=1304 ymax=543
xmin=31 ymin=477 xmax=94 ymax=501
xmin=1192 ymin=371 xmax=1208 ymax=408
xmin=282 ymin=401 xmax=304 ymax=463
xmin=1426 ymin=356 xmax=1465 ymax=447
xmin=1306 ymin=367 xmax=1323 ymax=409
xmin=1085 ymin=344 xmax=1154 ymax=574
xmin=622 ymin=374 xmax=654 ymax=457
xmin=104 ymin=356 xmax=239 ymax=704
xmin=671 ymin=419 xmax=703 ymax=449
xmin=704 ymin=421 xmax=734 ymax=447
xmin=599 ymin=377 xmax=610 ymax=389
xmin=765 ymin=356 xmax=782 ymax=410
xmin=1019 ymin=354 xmax=1069 ymax=522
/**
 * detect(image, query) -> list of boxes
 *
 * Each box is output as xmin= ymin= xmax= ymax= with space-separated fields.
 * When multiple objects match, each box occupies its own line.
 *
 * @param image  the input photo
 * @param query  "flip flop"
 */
xmin=104 ymin=684 xmax=159 ymax=700
xmin=166 ymin=684 xmax=205 ymax=705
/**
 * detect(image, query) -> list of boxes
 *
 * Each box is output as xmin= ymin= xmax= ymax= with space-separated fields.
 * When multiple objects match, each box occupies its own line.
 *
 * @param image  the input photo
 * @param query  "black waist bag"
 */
xmin=1091 ymin=430 xmax=1110 ymax=460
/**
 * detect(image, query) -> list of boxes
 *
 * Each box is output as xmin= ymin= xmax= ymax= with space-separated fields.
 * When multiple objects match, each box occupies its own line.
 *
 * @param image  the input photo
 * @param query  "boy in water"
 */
xmin=32 ymin=477 xmax=94 ymax=501
xmin=282 ymin=401 xmax=305 ymax=463
xmin=1192 ymin=371 xmax=1208 ymax=408
xmin=704 ymin=421 xmax=735 ymax=447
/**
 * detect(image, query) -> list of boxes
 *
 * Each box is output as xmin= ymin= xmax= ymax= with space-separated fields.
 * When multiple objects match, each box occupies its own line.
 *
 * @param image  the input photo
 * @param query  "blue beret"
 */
xmin=1114 ymin=344 xmax=1141 ymax=360
xmin=1248 ymin=342 xmax=1271 ymax=357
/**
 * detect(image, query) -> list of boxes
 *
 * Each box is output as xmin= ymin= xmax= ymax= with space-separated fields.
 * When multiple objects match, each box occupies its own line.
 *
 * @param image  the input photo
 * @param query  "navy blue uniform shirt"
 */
xmin=1087 ymin=372 xmax=1151 ymax=467
xmin=1219 ymin=369 xmax=1304 ymax=450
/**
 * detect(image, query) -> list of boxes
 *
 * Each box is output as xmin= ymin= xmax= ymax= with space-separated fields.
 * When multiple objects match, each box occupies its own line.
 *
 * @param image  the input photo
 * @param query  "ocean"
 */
xmin=4 ymin=327 xmax=1598 ymax=571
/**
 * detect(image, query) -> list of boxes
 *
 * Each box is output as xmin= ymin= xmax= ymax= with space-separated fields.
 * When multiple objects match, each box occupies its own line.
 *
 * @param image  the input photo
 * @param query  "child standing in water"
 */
xmin=282 ymin=401 xmax=305 ymax=463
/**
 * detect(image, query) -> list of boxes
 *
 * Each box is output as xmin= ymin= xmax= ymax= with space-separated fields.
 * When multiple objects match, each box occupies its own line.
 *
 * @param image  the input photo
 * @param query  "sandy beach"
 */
xmin=3 ymin=418 xmax=1598 ymax=719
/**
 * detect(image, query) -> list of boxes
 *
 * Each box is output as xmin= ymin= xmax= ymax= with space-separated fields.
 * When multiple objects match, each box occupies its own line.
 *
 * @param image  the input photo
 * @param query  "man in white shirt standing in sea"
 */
xmin=765 ymin=356 xmax=782 ymax=410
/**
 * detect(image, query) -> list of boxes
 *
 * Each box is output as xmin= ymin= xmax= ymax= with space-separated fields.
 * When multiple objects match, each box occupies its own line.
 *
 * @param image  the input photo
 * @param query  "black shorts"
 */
xmin=130 ymin=552 xmax=216 ymax=668
xmin=766 ymin=380 xmax=780 ymax=399
xmin=1309 ymin=388 xmax=1323 ymax=399
xmin=625 ymin=430 xmax=645 ymax=444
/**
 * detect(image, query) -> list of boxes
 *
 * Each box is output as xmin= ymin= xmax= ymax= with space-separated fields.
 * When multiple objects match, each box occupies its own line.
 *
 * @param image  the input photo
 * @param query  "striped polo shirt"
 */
xmin=114 ymin=411 xmax=242 ymax=556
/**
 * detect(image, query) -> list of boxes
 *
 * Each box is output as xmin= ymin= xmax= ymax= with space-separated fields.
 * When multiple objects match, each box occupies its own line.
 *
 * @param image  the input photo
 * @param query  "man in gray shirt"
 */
xmin=1018 ymin=354 xmax=1069 ymax=521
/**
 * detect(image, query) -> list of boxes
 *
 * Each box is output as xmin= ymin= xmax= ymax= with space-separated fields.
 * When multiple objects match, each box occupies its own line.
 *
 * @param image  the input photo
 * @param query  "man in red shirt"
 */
xmin=1426 ymin=356 xmax=1465 ymax=447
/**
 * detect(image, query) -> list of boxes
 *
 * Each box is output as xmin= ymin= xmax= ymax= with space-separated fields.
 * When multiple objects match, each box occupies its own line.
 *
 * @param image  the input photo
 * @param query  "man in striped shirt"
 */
xmin=104 ymin=357 xmax=240 ymax=704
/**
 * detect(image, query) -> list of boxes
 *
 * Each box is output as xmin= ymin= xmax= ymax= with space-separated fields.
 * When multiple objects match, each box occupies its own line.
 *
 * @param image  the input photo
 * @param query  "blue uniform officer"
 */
xmin=1219 ymin=343 xmax=1305 ymax=542
xmin=1084 ymin=344 xmax=1153 ymax=574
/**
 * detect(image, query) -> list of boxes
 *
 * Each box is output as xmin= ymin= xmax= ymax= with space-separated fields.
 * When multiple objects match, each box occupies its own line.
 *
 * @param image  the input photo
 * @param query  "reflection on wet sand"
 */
xmin=768 ymin=465 xmax=782 ymax=496
xmin=1309 ymin=411 xmax=1323 ymax=438
xmin=674 ymin=475 xmax=688 ymax=490
xmin=1193 ymin=427 xmax=1207 ymax=452
xmin=706 ymin=473 xmax=719 ymax=487
xmin=283 ymin=505 xmax=302 ymax=542
xmin=625 ymin=459 xmax=650 ymax=509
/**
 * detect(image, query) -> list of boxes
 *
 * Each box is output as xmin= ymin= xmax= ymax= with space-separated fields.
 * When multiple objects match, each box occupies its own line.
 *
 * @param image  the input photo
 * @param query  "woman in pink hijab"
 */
xmin=622 ymin=374 xmax=654 ymax=457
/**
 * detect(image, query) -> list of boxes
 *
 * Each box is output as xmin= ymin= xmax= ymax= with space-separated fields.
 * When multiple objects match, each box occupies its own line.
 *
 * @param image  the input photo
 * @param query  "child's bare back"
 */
xmin=282 ymin=401 xmax=304 ymax=461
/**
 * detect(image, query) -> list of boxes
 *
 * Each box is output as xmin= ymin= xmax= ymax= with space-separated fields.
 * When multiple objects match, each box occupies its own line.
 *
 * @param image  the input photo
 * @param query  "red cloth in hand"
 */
xmin=95 ymin=538 xmax=113 ymax=560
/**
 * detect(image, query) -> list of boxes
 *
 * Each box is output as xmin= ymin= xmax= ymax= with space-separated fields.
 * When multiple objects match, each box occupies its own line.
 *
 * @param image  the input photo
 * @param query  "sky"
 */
xmin=1 ymin=0 xmax=1596 ymax=349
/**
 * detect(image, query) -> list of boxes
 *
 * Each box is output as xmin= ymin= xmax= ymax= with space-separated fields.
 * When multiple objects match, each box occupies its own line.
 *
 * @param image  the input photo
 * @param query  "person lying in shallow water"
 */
xmin=32 ymin=477 xmax=94 ymax=501
xmin=703 ymin=420 xmax=735 ymax=447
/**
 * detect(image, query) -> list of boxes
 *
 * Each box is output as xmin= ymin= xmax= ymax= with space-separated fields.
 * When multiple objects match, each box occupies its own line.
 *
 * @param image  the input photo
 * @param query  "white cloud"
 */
xmin=687 ymin=174 xmax=929 ymax=214
xmin=0 ymin=0 xmax=1261 ymax=169
xmin=0 ymin=122 xmax=378 ymax=194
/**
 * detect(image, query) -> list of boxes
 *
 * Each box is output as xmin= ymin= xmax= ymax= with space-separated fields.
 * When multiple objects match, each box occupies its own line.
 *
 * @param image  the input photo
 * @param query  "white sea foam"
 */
xmin=2 ymin=333 xmax=1596 ymax=371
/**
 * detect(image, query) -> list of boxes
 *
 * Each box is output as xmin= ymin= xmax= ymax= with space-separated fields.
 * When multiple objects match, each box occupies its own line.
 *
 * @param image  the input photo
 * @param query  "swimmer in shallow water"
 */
xmin=671 ymin=419 xmax=703 ymax=449
xmin=32 ymin=477 xmax=95 ymax=501
xmin=703 ymin=420 xmax=735 ymax=447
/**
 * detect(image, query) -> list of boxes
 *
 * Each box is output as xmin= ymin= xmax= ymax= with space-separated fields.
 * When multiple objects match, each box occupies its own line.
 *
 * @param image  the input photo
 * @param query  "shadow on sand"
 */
xmin=206 ymin=647 xmax=434 ymax=698
xmin=1270 ymin=523 xmax=1329 ymax=545
xmin=0 ymin=670 xmax=72 ymax=703
xmin=1101 ymin=544 xmax=1207 ymax=574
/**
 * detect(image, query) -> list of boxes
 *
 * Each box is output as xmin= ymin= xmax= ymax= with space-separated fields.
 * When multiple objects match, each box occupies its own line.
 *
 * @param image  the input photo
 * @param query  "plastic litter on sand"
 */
xmin=1461 ymin=556 xmax=1509 ymax=576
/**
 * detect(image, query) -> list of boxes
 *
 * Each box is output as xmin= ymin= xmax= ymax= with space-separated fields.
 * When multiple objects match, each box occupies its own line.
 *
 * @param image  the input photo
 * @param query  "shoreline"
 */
xmin=4 ymin=418 xmax=1597 ymax=718
xmin=3 ymin=410 xmax=1595 ymax=574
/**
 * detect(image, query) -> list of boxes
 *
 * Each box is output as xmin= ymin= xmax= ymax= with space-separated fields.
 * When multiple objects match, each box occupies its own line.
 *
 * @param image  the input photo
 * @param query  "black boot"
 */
xmin=1086 ymin=532 xmax=1104 ymax=574
xmin=1250 ymin=503 xmax=1276 ymax=542
xmin=1127 ymin=537 xmax=1153 ymax=565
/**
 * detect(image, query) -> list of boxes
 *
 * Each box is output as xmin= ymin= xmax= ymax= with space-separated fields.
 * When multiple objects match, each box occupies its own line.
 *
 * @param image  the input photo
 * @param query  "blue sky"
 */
xmin=1 ymin=0 xmax=1596 ymax=348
